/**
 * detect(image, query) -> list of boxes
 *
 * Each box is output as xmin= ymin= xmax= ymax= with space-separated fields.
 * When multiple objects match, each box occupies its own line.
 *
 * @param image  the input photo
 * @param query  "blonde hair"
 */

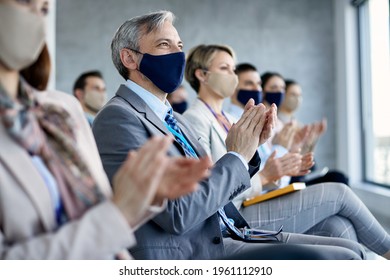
xmin=185 ymin=44 xmax=235 ymax=93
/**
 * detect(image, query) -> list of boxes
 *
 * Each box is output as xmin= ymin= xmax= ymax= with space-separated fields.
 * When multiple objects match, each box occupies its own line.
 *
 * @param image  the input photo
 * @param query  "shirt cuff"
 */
xmin=227 ymin=151 xmax=249 ymax=170
xmin=149 ymin=199 xmax=167 ymax=213
xmin=131 ymin=199 xmax=168 ymax=231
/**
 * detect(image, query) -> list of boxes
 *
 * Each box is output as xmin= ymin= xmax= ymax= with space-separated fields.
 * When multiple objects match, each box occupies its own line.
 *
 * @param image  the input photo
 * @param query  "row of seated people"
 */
xmin=1 ymin=1 xmax=390 ymax=259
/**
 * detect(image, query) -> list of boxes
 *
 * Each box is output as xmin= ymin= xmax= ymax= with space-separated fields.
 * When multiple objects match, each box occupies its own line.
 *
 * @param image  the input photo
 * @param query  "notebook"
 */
xmin=242 ymin=182 xmax=306 ymax=207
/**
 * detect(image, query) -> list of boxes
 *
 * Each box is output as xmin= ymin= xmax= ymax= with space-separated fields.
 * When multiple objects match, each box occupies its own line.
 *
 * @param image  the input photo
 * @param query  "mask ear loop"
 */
xmin=127 ymin=48 xmax=143 ymax=55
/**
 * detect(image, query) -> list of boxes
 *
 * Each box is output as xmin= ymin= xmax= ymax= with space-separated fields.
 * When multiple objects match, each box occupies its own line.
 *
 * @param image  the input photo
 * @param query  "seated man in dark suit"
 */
xmin=93 ymin=10 xmax=365 ymax=260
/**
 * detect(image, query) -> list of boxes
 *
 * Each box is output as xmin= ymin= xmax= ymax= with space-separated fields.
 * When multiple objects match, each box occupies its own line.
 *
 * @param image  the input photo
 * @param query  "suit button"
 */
xmin=213 ymin=237 xmax=221 ymax=244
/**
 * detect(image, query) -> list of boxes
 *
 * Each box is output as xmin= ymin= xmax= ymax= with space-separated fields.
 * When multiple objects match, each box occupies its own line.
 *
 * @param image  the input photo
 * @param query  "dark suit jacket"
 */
xmin=93 ymin=85 xmax=261 ymax=259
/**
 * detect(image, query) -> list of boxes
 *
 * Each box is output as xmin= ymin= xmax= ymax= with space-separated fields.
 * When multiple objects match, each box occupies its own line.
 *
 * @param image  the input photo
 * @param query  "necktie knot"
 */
xmin=165 ymin=109 xmax=180 ymax=132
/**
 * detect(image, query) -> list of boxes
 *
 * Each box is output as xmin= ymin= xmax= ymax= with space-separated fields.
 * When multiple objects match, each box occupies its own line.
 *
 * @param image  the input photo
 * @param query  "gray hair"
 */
xmin=111 ymin=10 xmax=175 ymax=80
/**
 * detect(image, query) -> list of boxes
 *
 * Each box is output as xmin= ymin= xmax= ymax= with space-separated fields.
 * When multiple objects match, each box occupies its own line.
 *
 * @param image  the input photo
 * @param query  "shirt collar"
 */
xmin=124 ymin=79 xmax=171 ymax=121
xmin=84 ymin=112 xmax=95 ymax=126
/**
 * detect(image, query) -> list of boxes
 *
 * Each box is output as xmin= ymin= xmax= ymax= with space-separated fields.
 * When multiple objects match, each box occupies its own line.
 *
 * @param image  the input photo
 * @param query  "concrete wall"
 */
xmin=56 ymin=0 xmax=336 ymax=169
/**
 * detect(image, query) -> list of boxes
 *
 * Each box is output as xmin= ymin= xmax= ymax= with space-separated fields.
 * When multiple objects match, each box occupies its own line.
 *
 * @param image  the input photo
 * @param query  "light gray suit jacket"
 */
xmin=0 ymin=89 xmax=140 ymax=259
xmin=183 ymin=99 xmax=263 ymax=209
xmin=93 ymin=85 xmax=261 ymax=260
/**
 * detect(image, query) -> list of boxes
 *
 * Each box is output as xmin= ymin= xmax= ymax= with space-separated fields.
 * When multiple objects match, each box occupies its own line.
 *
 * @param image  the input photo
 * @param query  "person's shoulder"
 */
xmin=34 ymin=89 xmax=93 ymax=135
xmin=101 ymin=84 xmax=142 ymax=113
xmin=183 ymin=99 xmax=211 ymax=121
xmin=97 ymin=94 xmax=137 ymax=120
xmin=93 ymin=94 xmax=141 ymax=132
xmin=35 ymin=89 xmax=83 ymax=115
xmin=40 ymin=89 xmax=76 ymax=103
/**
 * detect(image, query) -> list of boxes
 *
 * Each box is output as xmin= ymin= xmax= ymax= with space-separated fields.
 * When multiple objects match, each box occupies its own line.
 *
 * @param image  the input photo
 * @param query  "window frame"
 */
xmin=356 ymin=0 xmax=390 ymax=188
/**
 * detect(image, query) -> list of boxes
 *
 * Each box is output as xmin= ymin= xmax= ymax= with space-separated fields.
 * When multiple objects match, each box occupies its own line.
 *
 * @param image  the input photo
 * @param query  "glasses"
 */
xmin=241 ymin=225 xmax=283 ymax=242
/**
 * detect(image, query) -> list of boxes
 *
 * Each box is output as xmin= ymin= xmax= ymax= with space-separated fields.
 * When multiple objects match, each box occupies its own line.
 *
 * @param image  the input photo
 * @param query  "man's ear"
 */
xmin=120 ymin=48 xmax=139 ymax=70
xmin=74 ymin=89 xmax=85 ymax=101
xmin=194 ymin=68 xmax=207 ymax=83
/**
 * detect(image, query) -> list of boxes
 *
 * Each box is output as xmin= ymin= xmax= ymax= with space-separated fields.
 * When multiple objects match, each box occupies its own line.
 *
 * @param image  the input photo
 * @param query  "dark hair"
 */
xmin=20 ymin=43 xmax=51 ymax=91
xmin=73 ymin=71 xmax=103 ymax=96
xmin=285 ymin=79 xmax=298 ymax=91
xmin=260 ymin=71 xmax=285 ymax=89
xmin=235 ymin=63 xmax=258 ymax=75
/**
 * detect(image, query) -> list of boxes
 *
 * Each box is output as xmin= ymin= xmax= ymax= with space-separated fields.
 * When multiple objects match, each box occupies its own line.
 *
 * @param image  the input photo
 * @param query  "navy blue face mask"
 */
xmin=171 ymin=101 xmax=188 ymax=114
xmin=132 ymin=49 xmax=186 ymax=94
xmin=264 ymin=91 xmax=285 ymax=107
xmin=237 ymin=89 xmax=263 ymax=106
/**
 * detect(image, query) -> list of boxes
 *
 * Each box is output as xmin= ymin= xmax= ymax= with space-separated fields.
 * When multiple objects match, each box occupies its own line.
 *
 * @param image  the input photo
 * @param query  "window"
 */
xmin=357 ymin=0 xmax=390 ymax=186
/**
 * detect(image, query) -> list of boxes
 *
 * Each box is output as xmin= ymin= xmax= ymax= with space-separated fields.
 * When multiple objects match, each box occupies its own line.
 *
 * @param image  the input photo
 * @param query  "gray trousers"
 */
xmin=239 ymin=183 xmax=390 ymax=256
xmin=223 ymin=233 xmax=365 ymax=260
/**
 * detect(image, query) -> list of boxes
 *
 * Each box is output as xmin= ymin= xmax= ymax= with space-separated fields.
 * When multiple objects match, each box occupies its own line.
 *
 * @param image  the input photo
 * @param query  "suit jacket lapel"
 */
xmin=116 ymin=85 xmax=171 ymax=136
xmin=196 ymin=99 xmax=228 ymax=146
xmin=174 ymin=112 xmax=208 ymax=158
xmin=115 ymin=85 xmax=191 ymax=156
xmin=0 ymin=124 xmax=55 ymax=231
xmin=211 ymin=117 xmax=228 ymax=146
xmin=116 ymin=85 xmax=210 ymax=158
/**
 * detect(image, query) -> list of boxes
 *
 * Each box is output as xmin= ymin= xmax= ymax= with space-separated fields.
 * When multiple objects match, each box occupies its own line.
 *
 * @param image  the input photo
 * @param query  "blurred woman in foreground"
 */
xmin=0 ymin=0 xmax=209 ymax=259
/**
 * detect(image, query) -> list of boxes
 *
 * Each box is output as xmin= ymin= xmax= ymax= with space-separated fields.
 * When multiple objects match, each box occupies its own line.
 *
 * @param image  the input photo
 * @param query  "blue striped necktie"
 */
xmin=164 ymin=109 xmax=198 ymax=158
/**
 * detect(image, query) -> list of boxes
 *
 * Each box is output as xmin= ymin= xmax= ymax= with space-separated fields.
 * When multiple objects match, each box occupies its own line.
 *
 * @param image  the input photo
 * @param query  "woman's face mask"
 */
xmin=0 ymin=2 xmax=46 ymax=71
xmin=205 ymin=71 xmax=238 ymax=98
xmin=282 ymin=94 xmax=302 ymax=112
xmin=282 ymin=84 xmax=302 ymax=112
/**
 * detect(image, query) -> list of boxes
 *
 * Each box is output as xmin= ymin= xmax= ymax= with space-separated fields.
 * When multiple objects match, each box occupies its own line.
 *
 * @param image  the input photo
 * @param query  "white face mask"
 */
xmin=283 ymin=94 xmax=302 ymax=112
xmin=0 ymin=3 xmax=46 ymax=71
xmin=206 ymin=72 xmax=238 ymax=98
xmin=84 ymin=90 xmax=106 ymax=113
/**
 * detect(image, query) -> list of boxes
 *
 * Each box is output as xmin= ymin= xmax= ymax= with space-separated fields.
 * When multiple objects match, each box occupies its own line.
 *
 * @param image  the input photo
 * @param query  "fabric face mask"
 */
xmin=84 ymin=90 xmax=106 ymax=113
xmin=237 ymin=89 xmax=263 ymax=106
xmin=264 ymin=91 xmax=284 ymax=107
xmin=171 ymin=101 xmax=188 ymax=114
xmin=0 ymin=3 xmax=46 ymax=71
xmin=206 ymin=72 xmax=238 ymax=98
xmin=133 ymin=50 xmax=185 ymax=94
xmin=283 ymin=94 xmax=302 ymax=112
